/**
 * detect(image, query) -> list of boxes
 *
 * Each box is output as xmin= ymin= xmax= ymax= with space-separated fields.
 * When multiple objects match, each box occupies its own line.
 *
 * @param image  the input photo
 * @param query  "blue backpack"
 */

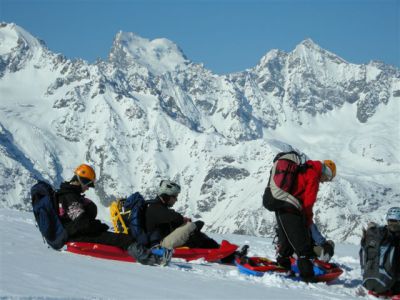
xmin=122 ymin=192 xmax=160 ymax=246
xmin=123 ymin=192 xmax=149 ymax=245
xmin=31 ymin=181 xmax=68 ymax=250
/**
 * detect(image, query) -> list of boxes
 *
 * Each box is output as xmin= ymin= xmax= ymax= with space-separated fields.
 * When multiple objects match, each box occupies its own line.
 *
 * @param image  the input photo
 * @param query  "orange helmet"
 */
xmin=74 ymin=164 xmax=96 ymax=187
xmin=323 ymin=160 xmax=336 ymax=180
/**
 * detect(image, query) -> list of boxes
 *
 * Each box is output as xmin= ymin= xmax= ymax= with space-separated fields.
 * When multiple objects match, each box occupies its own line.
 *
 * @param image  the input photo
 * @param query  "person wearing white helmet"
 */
xmin=360 ymin=207 xmax=400 ymax=296
xmin=385 ymin=207 xmax=400 ymax=295
xmin=145 ymin=180 xmax=219 ymax=250
xmin=386 ymin=207 xmax=400 ymax=233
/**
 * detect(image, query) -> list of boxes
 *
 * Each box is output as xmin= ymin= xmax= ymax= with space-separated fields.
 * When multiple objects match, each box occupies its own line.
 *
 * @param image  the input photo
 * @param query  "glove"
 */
xmin=314 ymin=240 xmax=334 ymax=262
xmin=323 ymin=240 xmax=334 ymax=257
xmin=194 ymin=220 xmax=205 ymax=231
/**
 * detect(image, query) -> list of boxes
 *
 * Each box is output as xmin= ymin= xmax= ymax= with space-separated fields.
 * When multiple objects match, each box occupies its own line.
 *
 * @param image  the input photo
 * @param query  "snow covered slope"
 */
xmin=0 ymin=22 xmax=399 ymax=243
xmin=0 ymin=208 xmax=365 ymax=299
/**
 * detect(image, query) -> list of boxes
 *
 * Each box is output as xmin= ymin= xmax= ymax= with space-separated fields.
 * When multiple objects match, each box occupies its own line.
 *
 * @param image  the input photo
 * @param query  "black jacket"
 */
xmin=145 ymin=197 xmax=184 ymax=241
xmin=57 ymin=182 xmax=108 ymax=238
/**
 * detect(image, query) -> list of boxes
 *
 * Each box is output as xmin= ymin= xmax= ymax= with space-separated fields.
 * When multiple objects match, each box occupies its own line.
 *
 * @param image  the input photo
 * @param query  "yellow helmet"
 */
xmin=323 ymin=160 xmax=336 ymax=180
xmin=74 ymin=164 xmax=96 ymax=187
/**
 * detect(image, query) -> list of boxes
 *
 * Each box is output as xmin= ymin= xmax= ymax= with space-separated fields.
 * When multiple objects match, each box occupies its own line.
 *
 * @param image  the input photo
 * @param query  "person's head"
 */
xmin=320 ymin=160 xmax=336 ymax=182
xmin=158 ymin=180 xmax=181 ymax=207
xmin=386 ymin=207 xmax=400 ymax=233
xmin=71 ymin=164 xmax=96 ymax=192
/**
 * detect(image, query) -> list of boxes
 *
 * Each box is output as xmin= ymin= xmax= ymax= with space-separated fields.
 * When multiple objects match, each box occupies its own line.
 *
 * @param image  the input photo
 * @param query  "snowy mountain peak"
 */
xmin=291 ymin=38 xmax=348 ymax=65
xmin=109 ymin=31 xmax=188 ymax=75
xmin=299 ymin=38 xmax=320 ymax=49
xmin=257 ymin=48 xmax=288 ymax=67
xmin=0 ymin=22 xmax=45 ymax=56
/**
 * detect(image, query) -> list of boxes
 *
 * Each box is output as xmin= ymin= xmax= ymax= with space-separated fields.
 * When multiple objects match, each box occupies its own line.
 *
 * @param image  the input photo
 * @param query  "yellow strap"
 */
xmin=109 ymin=201 xmax=129 ymax=234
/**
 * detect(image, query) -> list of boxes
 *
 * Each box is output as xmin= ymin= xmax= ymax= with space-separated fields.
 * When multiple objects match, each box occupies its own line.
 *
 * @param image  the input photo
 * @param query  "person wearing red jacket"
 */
xmin=264 ymin=159 xmax=336 ymax=280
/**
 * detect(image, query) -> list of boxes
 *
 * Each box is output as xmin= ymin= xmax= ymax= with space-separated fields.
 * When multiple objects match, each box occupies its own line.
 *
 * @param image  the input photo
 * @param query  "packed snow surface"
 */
xmin=0 ymin=209 xmax=369 ymax=299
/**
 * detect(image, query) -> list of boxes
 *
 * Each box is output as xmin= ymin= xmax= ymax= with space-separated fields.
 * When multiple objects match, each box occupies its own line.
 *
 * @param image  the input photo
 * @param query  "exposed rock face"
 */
xmin=1 ymin=23 xmax=399 ymax=243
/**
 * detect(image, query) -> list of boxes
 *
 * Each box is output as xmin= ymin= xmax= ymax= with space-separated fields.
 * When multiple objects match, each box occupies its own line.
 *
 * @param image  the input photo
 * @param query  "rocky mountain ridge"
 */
xmin=1 ymin=22 xmax=399 ymax=243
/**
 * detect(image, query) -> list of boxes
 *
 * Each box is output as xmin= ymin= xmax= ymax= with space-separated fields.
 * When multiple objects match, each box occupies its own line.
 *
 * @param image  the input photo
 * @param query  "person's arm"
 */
xmin=309 ymin=223 xmax=326 ymax=245
xmin=303 ymin=174 xmax=319 ymax=226
xmin=150 ymin=205 xmax=184 ymax=226
xmin=62 ymin=193 xmax=108 ymax=236
xmin=310 ymin=223 xmax=335 ymax=261
xmin=65 ymin=213 xmax=108 ymax=237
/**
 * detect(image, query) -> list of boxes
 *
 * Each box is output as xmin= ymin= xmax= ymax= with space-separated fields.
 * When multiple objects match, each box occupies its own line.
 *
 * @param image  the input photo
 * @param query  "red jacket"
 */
xmin=291 ymin=160 xmax=323 ymax=226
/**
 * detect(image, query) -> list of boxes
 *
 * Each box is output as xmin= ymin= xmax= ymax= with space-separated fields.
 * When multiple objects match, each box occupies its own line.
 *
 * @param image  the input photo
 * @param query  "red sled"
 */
xmin=235 ymin=256 xmax=343 ymax=283
xmin=368 ymin=290 xmax=400 ymax=300
xmin=66 ymin=240 xmax=238 ymax=263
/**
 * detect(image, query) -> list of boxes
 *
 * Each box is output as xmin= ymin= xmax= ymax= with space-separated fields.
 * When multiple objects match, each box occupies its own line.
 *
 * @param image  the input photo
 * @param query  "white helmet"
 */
xmin=158 ymin=180 xmax=181 ymax=197
xmin=386 ymin=207 xmax=400 ymax=221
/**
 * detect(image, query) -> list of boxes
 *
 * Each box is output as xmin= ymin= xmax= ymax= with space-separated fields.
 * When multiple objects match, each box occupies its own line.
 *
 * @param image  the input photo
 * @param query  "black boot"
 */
xmin=276 ymin=255 xmax=291 ymax=270
xmin=127 ymin=243 xmax=162 ymax=266
xmin=220 ymin=245 xmax=249 ymax=264
xmin=297 ymin=257 xmax=315 ymax=281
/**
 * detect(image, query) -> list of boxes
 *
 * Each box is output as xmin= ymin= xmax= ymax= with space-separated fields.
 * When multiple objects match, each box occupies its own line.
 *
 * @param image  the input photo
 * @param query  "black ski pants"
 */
xmin=275 ymin=210 xmax=314 ymax=259
xmin=69 ymin=231 xmax=134 ymax=250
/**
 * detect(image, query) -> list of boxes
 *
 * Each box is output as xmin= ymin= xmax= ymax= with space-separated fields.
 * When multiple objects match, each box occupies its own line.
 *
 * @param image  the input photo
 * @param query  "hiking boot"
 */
xmin=220 ymin=244 xmax=249 ymax=264
xmin=297 ymin=257 xmax=315 ymax=280
xmin=127 ymin=243 xmax=165 ymax=266
xmin=276 ymin=256 xmax=291 ymax=270
xmin=151 ymin=246 xmax=173 ymax=266
xmin=160 ymin=248 xmax=173 ymax=266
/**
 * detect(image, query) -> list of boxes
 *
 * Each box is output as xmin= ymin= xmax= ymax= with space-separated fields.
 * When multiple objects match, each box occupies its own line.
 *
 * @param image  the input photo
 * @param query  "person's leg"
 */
xmin=276 ymin=211 xmax=314 ymax=257
xmin=161 ymin=222 xmax=197 ymax=249
xmin=69 ymin=231 xmax=165 ymax=265
xmin=275 ymin=211 xmax=294 ymax=269
xmin=276 ymin=211 xmax=315 ymax=279
xmin=184 ymin=231 xmax=220 ymax=249
xmin=69 ymin=231 xmax=133 ymax=249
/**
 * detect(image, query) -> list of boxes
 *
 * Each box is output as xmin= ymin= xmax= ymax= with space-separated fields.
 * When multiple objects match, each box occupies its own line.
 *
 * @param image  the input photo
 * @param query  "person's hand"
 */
xmin=183 ymin=217 xmax=192 ymax=223
xmin=322 ymin=240 xmax=335 ymax=257
xmin=313 ymin=240 xmax=334 ymax=262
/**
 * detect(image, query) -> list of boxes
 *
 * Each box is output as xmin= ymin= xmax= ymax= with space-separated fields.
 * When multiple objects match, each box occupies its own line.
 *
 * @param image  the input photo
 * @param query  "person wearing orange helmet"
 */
xmin=57 ymin=164 xmax=167 ymax=265
xmin=264 ymin=158 xmax=336 ymax=281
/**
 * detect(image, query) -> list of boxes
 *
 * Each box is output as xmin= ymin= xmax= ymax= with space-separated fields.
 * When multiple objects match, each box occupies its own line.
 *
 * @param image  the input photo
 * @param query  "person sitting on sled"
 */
xmin=264 ymin=159 xmax=336 ymax=280
xmin=58 ymin=164 xmax=166 ymax=265
xmin=146 ymin=180 xmax=220 ymax=250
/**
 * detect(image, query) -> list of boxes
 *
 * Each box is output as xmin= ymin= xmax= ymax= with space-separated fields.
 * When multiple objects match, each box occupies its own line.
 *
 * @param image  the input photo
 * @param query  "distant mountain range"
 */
xmin=1 ymin=22 xmax=399 ymax=243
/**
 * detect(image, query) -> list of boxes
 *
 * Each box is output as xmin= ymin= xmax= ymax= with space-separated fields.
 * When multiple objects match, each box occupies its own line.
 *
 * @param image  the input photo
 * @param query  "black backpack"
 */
xmin=263 ymin=151 xmax=308 ymax=212
xmin=360 ymin=225 xmax=397 ymax=294
xmin=31 ymin=181 xmax=68 ymax=250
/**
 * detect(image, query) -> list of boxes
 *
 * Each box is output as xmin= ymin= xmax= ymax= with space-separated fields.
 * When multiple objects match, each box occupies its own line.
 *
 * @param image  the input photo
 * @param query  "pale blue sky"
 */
xmin=1 ymin=0 xmax=399 ymax=74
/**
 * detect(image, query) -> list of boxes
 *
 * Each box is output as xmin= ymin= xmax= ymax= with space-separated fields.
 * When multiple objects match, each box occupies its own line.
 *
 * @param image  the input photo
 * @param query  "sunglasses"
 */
xmin=77 ymin=176 xmax=95 ymax=188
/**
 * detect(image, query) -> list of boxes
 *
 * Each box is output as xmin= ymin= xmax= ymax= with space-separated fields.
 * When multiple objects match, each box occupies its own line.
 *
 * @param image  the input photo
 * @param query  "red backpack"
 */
xmin=263 ymin=151 xmax=308 ymax=212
